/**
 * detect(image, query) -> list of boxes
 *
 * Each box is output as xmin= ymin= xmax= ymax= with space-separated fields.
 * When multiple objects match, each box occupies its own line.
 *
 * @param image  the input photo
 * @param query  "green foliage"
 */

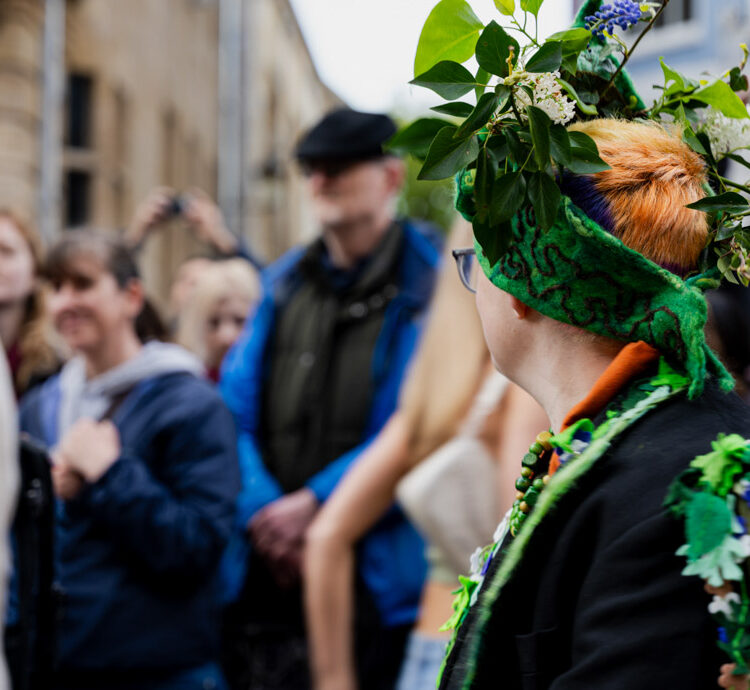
xmin=397 ymin=156 xmax=456 ymax=233
xmin=687 ymin=192 xmax=750 ymax=215
xmin=528 ymin=171 xmax=561 ymax=229
xmin=692 ymin=81 xmax=750 ymax=120
xmin=525 ymin=42 xmax=563 ymax=73
xmin=527 ymin=105 xmax=551 ymax=169
xmin=520 ymin=0 xmax=544 ymax=17
xmin=431 ymin=102 xmax=475 ymax=117
xmin=386 ymin=118 xmax=451 ymax=160
xmin=418 ymin=127 xmax=480 ymax=180
xmin=455 ymin=93 xmax=501 ymax=138
xmin=414 ymin=0 xmax=483 ymax=77
xmin=685 ymin=492 xmax=733 ymax=561
xmin=475 ymin=21 xmax=519 ymax=78
xmin=490 ymin=171 xmax=526 ymax=225
xmin=493 ymin=0 xmax=515 ymax=15
xmin=411 ymin=61 xmax=477 ymax=100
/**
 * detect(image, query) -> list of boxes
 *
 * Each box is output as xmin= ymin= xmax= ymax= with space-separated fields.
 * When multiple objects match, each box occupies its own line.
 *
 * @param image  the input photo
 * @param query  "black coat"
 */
xmin=440 ymin=378 xmax=750 ymax=690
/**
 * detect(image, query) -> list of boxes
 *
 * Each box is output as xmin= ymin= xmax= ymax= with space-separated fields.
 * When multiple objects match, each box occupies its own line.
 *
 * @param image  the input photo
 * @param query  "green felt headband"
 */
xmin=462 ymin=171 xmax=732 ymax=398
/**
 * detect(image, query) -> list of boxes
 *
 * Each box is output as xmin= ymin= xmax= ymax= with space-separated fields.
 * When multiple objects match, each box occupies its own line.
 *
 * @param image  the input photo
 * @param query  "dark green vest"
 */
xmin=261 ymin=223 xmax=404 ymax=492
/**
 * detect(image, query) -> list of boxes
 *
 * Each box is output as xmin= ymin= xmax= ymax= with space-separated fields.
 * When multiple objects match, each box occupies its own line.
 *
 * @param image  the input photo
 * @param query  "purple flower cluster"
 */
xmin=584 ymin=0 xmax=643 ymax=38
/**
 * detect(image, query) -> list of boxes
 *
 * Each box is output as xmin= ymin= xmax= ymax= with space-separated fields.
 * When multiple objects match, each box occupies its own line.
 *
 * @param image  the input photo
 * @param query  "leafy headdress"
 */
xmin=391 ymin=0 xmax=750 ymax=398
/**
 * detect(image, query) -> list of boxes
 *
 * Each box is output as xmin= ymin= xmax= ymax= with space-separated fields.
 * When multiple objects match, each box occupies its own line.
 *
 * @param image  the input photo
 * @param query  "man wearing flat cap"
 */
xmin=220 ymin=109 xmax=441 ymax=689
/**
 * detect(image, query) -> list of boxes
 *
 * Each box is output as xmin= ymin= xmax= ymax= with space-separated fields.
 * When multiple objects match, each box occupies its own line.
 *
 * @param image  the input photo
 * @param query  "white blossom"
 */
xmin=708 ymin=591 xmax=741 ymax=618
xmin=700 ymin=105 xmax=750 ymax=158
xmin=514 ymin=70 xmax=577 ymax=125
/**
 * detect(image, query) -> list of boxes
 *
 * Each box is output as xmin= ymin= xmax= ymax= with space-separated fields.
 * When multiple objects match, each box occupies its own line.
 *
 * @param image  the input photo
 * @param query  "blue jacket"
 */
xmin=220 ymin=220 xmax=440 ymax=626
xmin=20 ymin=372 xmax=240 ymax=672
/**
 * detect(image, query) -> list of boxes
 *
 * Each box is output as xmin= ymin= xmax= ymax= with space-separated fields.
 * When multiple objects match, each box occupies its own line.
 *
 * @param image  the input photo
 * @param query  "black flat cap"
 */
xmin=295 ymin=108 xmax=397 ymax=162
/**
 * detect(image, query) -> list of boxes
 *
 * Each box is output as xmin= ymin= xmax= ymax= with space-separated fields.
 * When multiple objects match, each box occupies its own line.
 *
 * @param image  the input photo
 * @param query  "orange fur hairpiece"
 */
xmin=568 ymin=119 xmax=709 ymax=272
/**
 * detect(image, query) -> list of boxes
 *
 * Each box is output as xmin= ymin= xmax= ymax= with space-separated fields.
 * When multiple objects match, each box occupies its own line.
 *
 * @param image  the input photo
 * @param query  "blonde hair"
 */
xmin=568 ymin=119 xmax=709 ymax=270
xmin=398 ymin=220 xmax=490 ymax=463
xmin=0 ymin=209 xmax=62 ymax=393
xmin=176 ymin=259 xmax=260 ymax=365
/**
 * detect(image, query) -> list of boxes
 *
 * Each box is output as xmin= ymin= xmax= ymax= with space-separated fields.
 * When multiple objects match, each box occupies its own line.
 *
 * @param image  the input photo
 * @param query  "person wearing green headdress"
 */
xmin=399 ymin=0 xmax=750 ymax=687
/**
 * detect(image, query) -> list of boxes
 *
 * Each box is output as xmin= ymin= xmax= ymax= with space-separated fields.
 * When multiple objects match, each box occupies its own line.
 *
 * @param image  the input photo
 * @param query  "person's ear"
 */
xmin=123 ymin=279 xmax=145 ymax=320
xmin=382 ymin=157 xmax=406 ymax=195
xmin=510 ymin=295 xmax=530 ymax=320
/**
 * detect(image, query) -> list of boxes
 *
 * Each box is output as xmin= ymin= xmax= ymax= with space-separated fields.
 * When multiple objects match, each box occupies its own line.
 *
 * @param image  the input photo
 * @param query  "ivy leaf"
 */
xmin=687 ymin=192 xmax=750 ymax=215
xmin=411 ymin=61 xmax=477 ymax=100
xmin=494 ymin=0 xmax=515 ymax=15
xmin=660 ymin=57 xmax=698 ymax=96
xmin=475 ymin=20 xmax=520 ymax=78
xmin=557 ymin=78 xmax=598 ymax=116
xmin=475 ymin=148 xmax=497 ymax=222
xmin=546 ymin=28 xmax=592 ymax=54
xmin=474 ymin=217 xmax=513 ymax=266
xmin=490 ymin=171 xmax=526 ymax=225
xmin=430 ymin=102 xmax=475 ymax=117
xmin=455 ymin=92 xmax=500 ymax=139
xmin=549 ymin=124 xmax=571 ymax=166
xmin=729 ymin=66 xmax=749 ymax=93
xmin=520 ymin=0 xmax=544 ymax=17
xmin=693 ymin=80 xmax=750 ymax=120
xmin=418 ymin=126 xmax=480 ymax=180
xmin=527 ymin=105 xmax=551 ymax=170
xmin=386 ymin=118 xmax=450 ymax=159
xmin=527 ymin=171 xmax=561 ymax=229
xmin=487 ymin=134 xmax=509 ymax=162
xmin=414 ymin=0 xmax=484 ymax=77
xmin=525 ymin=41 xmax=563 ymax=73
xmin=685 ymin=492 xmax=733 ymax=562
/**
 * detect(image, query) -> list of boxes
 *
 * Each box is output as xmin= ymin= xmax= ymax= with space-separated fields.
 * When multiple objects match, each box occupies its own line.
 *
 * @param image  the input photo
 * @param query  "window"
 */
xmin=63 ymin=72 xmax=95 ymax=228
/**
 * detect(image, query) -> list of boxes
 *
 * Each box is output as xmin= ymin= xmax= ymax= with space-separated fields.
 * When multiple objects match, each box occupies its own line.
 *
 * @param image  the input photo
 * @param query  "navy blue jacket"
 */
xmin=220 ymin=220 xmax=440 ymax=625
xmin=20 ymin=372 xmax=240 ymax=672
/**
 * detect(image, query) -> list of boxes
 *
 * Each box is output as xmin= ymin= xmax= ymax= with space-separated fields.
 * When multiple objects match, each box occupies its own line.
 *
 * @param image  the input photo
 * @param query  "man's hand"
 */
xmin=184 ymin=188 xmax=238 ymax=254
xmin=125 ymin=187 xmax=176 ymax=249
xmin=57 ymin=419 xmax=121 ymax=484
xmin=248 ymin=488 xmax=319 ymax=584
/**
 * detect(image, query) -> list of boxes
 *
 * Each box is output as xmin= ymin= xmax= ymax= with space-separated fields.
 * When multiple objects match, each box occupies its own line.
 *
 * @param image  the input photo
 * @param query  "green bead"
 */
xmin=524 ymin=488 xmax=539 ymax=506
xmin=522 ymin=453 xmax=538 ymax=468
xmin=529 ymin=442 xmax=543 ymax=455
xmin=521 ymin=467 xmax=534 ymax=479
xmin=532 ymin=478 xmax=545 ymax=491
xmin=515 ymin=477 xmax=531 ymax=492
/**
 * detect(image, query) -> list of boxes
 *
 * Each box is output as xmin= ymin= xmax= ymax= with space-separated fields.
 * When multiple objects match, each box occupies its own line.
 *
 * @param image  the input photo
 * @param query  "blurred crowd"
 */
xmin=1 ymin=106 xmax=749 ymax=690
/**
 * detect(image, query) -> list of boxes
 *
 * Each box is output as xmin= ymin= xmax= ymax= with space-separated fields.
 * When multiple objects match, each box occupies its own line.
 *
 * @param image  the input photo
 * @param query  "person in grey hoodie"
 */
xmin=19 ymin=232 xmax=240 ymax=690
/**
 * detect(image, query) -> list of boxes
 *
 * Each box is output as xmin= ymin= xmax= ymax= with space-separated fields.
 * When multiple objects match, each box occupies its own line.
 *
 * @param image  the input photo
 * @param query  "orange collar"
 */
xmin=549 ymin=341 xmax=660 ymax=475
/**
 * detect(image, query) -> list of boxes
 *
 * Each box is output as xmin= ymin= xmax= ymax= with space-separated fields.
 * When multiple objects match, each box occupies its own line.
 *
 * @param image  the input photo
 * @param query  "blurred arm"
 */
xmin=304 ymin=413 xmax=412 ymax=690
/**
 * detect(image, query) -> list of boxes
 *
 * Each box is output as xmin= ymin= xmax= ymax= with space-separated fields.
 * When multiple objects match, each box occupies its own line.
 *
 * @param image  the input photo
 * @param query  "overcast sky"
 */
xmin=288 ymin=0 xmax=574 ymax=115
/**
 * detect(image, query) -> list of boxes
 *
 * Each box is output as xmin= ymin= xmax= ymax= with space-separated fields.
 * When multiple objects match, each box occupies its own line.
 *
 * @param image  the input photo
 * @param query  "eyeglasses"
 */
xmin=452 ymin=247 xmax=477 ymax=293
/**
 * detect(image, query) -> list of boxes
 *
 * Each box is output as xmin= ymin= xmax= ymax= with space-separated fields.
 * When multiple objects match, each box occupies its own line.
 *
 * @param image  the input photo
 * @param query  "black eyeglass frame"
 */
xmin=452 ymin=247 xmax=477 ymax=294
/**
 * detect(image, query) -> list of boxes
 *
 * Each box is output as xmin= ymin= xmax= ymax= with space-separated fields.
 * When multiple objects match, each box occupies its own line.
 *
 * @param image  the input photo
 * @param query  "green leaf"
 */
xmin=418 ymin=126 xmax=480 ymax=180
xmin=430 ymin=102 xmax=475 ymax=117
xmin=474 ymin=148 xmax=497 ymax=222
xmin=725 ymin=152 xmax=750 ymax=171
xmin=686 ymin=192 xmax=749 ymax=215
xmin=527 ymin=171 xmax=561 ymax=229
xmin=474 ymin=216 xmax=513 ymax=265
xmin=455 ymin=92 xmax=500 ymax=139
xmin=525 ymin=41 xmax=563 ymax=73
xmin=414 ymin=0 xmax=484 ymax=77
xmin=730 ymin=66 xmax=749 ymax=92
xmin=561 ymin=54 xmax=579 ymax=76
xmin=693 ymin=80 xmax=750 ymax=120
xmin=549 ymin=124 xmax=571 ymax=166
xmin=386 ymin=118 xmax=450 ymax=159
xmin=490 ymin=171 xmax=526 ymax=225
xmin=487 ymin=134 xmax=509 ymax=162
xmin=660 ymin=57 xmax=698 ymax=96
xmin=475 ymin=20 xmax=520 ymax=78
xmin=568 ymin=131 xmax=599 ymax=154
xmin=475 ymin=66 xmax=490 ymax=99
xmin=685 ymin=492 xmax=733 ymax=561
xmin=411 ymin=60 xmax=477 ymax=100
xmin=493 ymin=0 xmax=515 ymax=15
xmin=546 ymin=28 xmax=592 ymax=54
xmin=504 ymin=128 xmax=526 ymax=165
xmin=565 ymin=146 xmax=611 ymax=174
xmin=520 ymin=0 xmax=544 ymax=17
xmin=527 ymin=105 xmax=551 ymax=169
xmin=557 ymin=78 xmax=598 ymax=116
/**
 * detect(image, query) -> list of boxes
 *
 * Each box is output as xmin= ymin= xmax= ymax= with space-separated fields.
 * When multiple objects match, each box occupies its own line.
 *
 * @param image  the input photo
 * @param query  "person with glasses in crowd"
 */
xmin=219 ymin=108 xmax=441 ymax=690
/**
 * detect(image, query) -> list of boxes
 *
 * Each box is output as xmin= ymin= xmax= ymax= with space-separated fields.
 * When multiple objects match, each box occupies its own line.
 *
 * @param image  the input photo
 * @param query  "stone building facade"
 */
xmin=0 ymin=0 xmax=339 ymax=302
